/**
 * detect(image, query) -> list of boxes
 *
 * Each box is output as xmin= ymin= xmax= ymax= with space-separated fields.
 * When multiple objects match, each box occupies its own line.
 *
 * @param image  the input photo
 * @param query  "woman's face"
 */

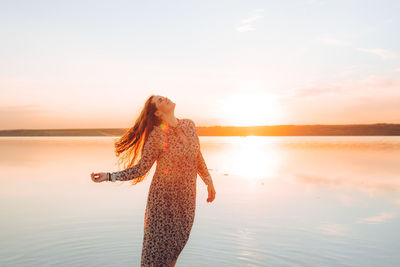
xmin=152 ymin=95 xmax=175 ymax=117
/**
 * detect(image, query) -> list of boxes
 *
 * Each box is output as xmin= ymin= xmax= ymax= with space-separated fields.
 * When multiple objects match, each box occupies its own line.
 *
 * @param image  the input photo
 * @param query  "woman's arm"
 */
xmin=189 ymin=119 xmax=214 ymax=186
xmin=197 ymin=150 xmax=213 ymax=186
xmin=190 ymin=119 xmax=216 ymax=202
xmin=110 ymin=127 xmax=162 ymax=182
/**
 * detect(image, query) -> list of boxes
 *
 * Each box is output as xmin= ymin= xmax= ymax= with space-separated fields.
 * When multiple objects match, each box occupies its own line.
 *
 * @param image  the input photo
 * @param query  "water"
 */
xmin=1 ymin=136 xmax=400 ymax=266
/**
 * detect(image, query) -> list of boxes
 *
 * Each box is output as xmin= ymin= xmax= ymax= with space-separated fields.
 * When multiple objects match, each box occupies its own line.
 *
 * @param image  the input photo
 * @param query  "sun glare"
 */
xmin=219 ymin=136 xmax=282 ymax=180
xmin=218 ymin=92 xmax=284 ymax=126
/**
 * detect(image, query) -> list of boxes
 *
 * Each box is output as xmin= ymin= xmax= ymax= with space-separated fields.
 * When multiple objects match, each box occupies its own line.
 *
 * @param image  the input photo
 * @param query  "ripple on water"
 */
xmin=184 ymin=220 xmax=372 ymax=267
xmin=2 ymin=216 xmax=143 ymax=266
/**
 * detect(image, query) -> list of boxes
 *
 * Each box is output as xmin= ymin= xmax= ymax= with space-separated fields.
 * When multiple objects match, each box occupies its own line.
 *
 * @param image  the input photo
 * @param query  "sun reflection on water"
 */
xmin=218 ymin=136 xmax=282 ymax=180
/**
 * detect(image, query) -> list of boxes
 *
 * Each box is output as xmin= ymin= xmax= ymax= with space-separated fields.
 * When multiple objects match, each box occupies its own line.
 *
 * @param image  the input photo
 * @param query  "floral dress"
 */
xmin=111 ymin=118 xmax=213 ymax=266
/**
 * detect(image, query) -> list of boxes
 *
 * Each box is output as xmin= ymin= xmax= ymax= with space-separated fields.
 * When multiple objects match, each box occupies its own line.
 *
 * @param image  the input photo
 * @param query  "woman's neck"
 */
xmin=163 ymin=113 xmax=179 ymax=127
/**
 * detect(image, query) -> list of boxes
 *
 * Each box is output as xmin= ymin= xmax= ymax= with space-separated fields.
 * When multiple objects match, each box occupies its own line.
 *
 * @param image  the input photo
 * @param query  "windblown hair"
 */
xmin=114 ymin=95 xmax=162 ymax=185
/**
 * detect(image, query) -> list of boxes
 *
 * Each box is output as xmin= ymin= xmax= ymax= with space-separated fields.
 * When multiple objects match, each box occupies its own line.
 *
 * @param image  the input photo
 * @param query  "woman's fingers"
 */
xmin=90 ymin=172 xmax=104 ymax=183
xmin=211 ymin=187 xmax=216 ymax=201
xmin=207 ymin=186 xmax=216 ymax=202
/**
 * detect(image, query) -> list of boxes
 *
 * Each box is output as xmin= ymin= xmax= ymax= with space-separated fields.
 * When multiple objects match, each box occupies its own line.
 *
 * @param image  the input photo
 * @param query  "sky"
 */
xmin=1 ymin=0 xmax=400 ymax=129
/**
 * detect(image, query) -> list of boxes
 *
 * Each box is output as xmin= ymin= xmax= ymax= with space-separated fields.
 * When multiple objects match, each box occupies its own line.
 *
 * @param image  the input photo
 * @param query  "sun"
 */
xmin=218 ymin=92 xmax=284 ymax=126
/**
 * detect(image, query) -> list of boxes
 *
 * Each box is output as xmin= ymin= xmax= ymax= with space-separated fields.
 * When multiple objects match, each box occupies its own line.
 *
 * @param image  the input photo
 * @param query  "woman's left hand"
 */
xmin=91 ymin=172 xmax=108 ymax=183
xmin=207 ymin=183 xmax=216 ymax=203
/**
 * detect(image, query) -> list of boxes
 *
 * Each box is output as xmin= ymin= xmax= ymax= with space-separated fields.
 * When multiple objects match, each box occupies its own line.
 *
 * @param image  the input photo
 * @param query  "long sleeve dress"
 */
xmin=111 ymin=118 xmax=212 ymax=266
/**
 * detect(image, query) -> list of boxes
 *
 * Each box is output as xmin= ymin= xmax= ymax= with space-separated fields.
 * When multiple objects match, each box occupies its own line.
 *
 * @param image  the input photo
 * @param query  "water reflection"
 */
xmin=1 ymin=136 xmax=400 ymax=266
xmin=214 ymin=136 xmax=283 ymax=180
xmin=201 ymin=136 xmax=400 ymax=196
xmin=357 ymin=212 xmax=397 ymax=224
xmin=318 ymin=223 xmax=350 ymax=236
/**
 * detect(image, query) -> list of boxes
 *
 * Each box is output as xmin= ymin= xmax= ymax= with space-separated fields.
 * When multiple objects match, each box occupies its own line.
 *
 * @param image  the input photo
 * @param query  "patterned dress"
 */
xmin=111 ymin=118 xmax=212 ymax=266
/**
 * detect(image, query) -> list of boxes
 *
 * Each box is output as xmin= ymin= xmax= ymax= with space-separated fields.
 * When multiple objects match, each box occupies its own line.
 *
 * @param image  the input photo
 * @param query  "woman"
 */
xmin=91 ymin=95 xmax=216 ymax=267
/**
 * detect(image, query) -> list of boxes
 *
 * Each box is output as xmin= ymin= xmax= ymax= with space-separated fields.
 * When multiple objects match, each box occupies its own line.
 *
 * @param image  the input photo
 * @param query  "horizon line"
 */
xmin=0 ymin=122 xmax=398 ymax=131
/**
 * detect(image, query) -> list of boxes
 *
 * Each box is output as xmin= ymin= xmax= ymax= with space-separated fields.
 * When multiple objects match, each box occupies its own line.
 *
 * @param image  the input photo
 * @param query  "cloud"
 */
xmin=236 ymin=9 xmax=264 ymax=33
xmin=286 ymin=86 xmax=343 ymax=98
xmin=357 ymin=212 xmax=396 ymax=224
xmin=319 ymin=224 xmax=349 ymax=236
xmin=315 ymin=36 xmax=352 ymax=47
xmin=241 ymin=14 xmax=263 ymax=24
xmin=282 ymin=75 xmax=400 ymax=101
xmin=236 ymin=24 xmax=256 ymax=33
xmin=356 ymin=75 xmax=400 ymax=90
xmin=313 ymin=33 xmax=397 ymax=62
xmin=337 ymin=194 xmax=358 ymax=207
xmin=357 ymin=48 xmax=397 ymax=59
xmin=277 ymin=75 xmax=400 ymax=124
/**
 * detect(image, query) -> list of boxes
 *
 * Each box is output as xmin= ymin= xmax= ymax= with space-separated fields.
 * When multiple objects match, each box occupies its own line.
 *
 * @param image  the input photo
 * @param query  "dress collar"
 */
xmin=159 ymin=118 xmax=181 ymax=134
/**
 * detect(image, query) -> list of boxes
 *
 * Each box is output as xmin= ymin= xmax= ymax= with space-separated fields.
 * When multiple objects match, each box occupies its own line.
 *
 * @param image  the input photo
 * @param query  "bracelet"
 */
xmin=108 ymin=172 xmax=111 ymax=181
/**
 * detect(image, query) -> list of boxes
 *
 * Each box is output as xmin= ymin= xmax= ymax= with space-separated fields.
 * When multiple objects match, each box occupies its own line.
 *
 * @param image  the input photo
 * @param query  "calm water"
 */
xmin=1 ymin=136 xmax=400 ymax=266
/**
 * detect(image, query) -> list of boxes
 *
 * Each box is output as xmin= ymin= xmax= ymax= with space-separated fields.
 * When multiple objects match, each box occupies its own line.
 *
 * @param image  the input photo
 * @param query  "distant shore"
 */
xmin=1 ymin=123 xmax=400 ymax=136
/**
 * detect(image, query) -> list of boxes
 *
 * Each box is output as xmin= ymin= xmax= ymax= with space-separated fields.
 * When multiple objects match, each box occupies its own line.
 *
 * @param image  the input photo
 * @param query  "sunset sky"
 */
xmin=1 ymin=0 xmax=400 ymax=130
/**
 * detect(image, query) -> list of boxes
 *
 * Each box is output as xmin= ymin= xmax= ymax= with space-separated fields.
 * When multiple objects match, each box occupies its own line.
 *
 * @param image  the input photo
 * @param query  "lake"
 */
xmin=1 ymin=136 xmax=399 ymax=266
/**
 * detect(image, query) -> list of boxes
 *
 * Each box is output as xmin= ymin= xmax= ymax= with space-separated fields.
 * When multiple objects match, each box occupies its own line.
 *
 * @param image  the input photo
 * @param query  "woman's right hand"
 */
xmin=207 ymin=183 xmax=216 ymax=203
xmin=91 ymin=172 xmax=108 ymax=183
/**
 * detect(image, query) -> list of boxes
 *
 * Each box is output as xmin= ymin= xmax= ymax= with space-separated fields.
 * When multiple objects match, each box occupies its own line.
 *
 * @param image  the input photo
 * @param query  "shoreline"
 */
xmin=1 ymin=123 xmax=400 ymax=136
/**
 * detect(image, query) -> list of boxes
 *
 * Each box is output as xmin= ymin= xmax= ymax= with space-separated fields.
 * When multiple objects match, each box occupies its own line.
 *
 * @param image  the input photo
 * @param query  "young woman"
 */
xmin=91 ymin=95 xmax=216 ymax=267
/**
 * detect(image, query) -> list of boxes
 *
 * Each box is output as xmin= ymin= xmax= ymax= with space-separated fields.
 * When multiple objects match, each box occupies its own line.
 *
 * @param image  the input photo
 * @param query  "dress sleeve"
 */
xmin=190 ymin=120 xmax=213 ymax=186
xmin=111 ymin=127 xmax=162 ymax=182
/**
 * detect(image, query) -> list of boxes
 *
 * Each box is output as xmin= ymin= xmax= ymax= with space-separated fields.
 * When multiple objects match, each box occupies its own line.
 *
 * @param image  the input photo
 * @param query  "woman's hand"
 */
xmin=91 ymin=172 xmax=108 ymax=183
xmin=207 ymin=183 xmax=216 ymax=203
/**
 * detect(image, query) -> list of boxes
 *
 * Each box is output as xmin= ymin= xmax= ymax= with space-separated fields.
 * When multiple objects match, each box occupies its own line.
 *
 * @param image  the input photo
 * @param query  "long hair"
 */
xmin=114 ymin=95 xmax=162 ymax=185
